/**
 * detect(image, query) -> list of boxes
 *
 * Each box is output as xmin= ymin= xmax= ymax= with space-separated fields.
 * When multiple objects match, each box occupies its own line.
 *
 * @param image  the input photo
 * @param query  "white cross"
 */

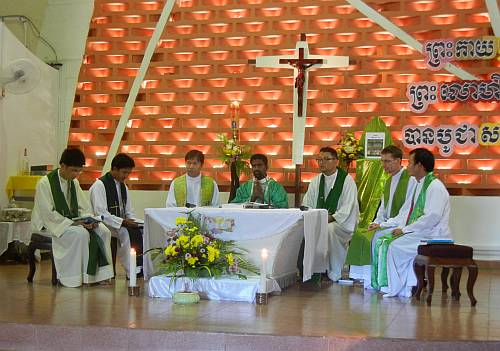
xmin=252 ymin=34 xmax=350 ymax=165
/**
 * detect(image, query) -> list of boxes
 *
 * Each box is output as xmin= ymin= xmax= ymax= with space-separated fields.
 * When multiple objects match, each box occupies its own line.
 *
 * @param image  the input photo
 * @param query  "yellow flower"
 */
xmin=206 ymin=245 xmax=220 ymax=262
xmin=187 ymin=257 xmax=199 ymax=266
xmin=190 ymin=234 xmax=204 ymax=247
xmin=164 ymin=244 xmax=178 ymax=257
xmin=175 ymin=217 xmax=187 ymax=225
xmin=226 ymin=253 xmax=234 ymax=266
xmin=177 ymin=235 xmax=189 ymax=248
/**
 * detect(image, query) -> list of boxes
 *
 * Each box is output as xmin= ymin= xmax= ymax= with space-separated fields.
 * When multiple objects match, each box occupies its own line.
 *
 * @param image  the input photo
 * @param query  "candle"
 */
xmin=129 ymin=248 xmax=137 ymax=287
xmin=259 ymin=248 xmax=268 ymax=293
xmin=230 ymin=100 xmax=240 ymax=140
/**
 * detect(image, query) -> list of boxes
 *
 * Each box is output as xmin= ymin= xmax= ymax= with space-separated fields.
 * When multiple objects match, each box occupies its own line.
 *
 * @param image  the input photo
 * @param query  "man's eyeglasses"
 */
xmin=381 ymin=159 xmax=397 ymax=164
xmin=315 ymin=158 xmax=336 ymax=163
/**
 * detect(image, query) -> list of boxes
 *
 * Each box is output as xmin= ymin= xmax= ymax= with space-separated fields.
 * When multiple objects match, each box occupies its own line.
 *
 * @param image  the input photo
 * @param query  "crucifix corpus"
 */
xmin=249 ymin=33 xmax=350 ymax=206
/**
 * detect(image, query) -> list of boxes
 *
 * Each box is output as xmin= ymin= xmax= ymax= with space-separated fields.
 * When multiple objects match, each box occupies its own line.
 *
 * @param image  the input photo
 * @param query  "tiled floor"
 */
xmin=1 ymin=260 xmax=500 ymax=349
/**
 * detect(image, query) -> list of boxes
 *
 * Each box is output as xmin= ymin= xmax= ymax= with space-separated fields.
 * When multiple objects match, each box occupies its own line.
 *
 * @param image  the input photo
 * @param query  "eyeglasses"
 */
xmin=315 ymin=158 xmax=336 ymax=163
xmin=381 ymin=159 xmax=397 ymax=164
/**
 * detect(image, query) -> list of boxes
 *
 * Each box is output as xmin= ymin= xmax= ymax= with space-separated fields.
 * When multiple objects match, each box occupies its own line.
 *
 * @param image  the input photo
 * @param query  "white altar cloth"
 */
xmin=0 ymin=221 xmax=31 ymax=256
xmin=143 ymin=207 xmax=328 ymax=284
xmin=148 ymin=276 xmax=281 ymax=302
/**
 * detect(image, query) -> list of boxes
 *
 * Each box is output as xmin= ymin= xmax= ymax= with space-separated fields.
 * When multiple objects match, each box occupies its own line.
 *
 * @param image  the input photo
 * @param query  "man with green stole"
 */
xmin=31 ymin=148 xmax=113 ymax=287
xmin=166 ymin=150 xmax=219 ymax=207
xmin=230 ymin=154 xmax=288 ymax=208
xmin=350 ymin=146 xmax=416 ymax=288
xmin=373 ymin=148 xmax=451 ymax=298
xmin=302 ymin=147 xmax=359 ymax=281
xmin=89 ymin=153 xmax=143 ymax=279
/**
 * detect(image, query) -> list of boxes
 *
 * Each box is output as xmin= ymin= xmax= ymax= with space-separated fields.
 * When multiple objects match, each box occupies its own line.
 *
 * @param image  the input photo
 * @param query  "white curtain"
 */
xmin=0 ymin=22 xmax=59 ymax=207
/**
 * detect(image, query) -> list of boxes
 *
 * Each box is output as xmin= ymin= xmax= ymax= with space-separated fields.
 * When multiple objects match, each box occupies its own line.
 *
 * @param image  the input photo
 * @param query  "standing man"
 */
xmin=31 ymin=148 xmax=113 ymax=287
xmin=376 ymin=148 xmax=451 ymax=298
xmin=166 ymin=150 xmax=219 ymax=207
xmin=302 ymin=147 xmax=359 ymax=281
xmin=349 ymin=145 xmax=416 ymax=288
xmin=90 ymin=153 xmax=143 ymax=279
xmin=230 ymin=154 xmax=289 ymax=208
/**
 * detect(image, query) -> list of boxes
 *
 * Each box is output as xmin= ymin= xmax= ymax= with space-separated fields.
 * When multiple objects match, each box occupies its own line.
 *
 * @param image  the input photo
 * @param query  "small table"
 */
xmin=5 ymin=175 xmax=42 ymax=200
xmin=0 ymin=221 xmax=32 ymax=256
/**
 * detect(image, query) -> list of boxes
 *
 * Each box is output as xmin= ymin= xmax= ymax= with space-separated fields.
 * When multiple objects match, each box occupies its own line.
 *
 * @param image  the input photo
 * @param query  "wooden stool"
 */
xmin=26 ymin=233 xmax=58 ymax=285
xmin=413 ymin=244 xmax=478 ymax=306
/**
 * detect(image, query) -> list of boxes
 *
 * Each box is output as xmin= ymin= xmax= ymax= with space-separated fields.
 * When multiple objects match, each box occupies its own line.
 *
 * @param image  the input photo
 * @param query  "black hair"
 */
xmin=250 ymin=153 xmax=268 ymax=167
xmin=185 ymin=149 xmax=204 ymax=164
xmin=410 ymin=148 xmax=435 ymax=172
xmin=59 ymin=148 xmax=85 ymax=167
xmin=319 ymin=146 xmax=338 ymax=159
xmin=111 ymin=153 xmax=135 ymax=169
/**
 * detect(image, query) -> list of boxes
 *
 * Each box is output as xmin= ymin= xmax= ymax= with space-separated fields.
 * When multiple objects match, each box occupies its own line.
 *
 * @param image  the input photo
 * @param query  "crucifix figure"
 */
xmin=249 ymin=33 xmax=350 ymax=206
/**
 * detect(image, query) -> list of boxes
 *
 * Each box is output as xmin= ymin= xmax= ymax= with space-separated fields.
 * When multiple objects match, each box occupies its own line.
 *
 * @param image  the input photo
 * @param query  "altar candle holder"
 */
xmin=230 ymin=100 xmax=240 ymax=141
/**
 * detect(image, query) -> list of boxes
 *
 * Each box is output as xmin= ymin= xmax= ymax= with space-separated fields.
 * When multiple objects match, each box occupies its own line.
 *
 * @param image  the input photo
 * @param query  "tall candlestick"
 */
xmin=259 ymin=248 xmax=268 ymax=293
xmin=230 ymin=100 xmax=240 ymax=140
xmin=129 ymin=248 xmax=137 ymax=287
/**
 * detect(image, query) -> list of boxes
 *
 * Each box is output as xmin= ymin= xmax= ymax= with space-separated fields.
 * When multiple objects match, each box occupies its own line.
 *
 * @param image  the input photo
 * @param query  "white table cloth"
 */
xmin=0 ymin=221 xmax=31 ymax=256
xmin=143 ymin=207 xmax=328 ymax=284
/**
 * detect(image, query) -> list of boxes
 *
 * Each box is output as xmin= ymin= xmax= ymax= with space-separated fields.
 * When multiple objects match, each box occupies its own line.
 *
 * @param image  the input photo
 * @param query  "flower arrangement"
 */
xmin=338 ymin=132 xmax=364 ymax=170
xmin=217 ymin=134 xmax=251 ymax=177
xmin=152 ymin=211 xmax=259 ymax=283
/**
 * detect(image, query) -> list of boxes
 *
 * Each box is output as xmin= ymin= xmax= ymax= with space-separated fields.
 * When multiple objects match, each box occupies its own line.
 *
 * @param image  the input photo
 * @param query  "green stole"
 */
xmin=174 ymin=174 xmax=214 ymax=207
xmin=372 ymin=172 xmax=436 ymax=289
xmin=100 ymin=172 xmax=127 ymax=217
xmin=384 ymin=169 xmax=410 ymax=218
xmin=316 ymin=168 xmax=348 ymax=214
xmin=47 ymin=169 xmax=108 ymax=275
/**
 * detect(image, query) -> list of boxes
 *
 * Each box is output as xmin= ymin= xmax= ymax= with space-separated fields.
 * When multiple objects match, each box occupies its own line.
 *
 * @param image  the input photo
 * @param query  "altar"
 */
xmin=143 ymin=207 xmax=329 ymax=299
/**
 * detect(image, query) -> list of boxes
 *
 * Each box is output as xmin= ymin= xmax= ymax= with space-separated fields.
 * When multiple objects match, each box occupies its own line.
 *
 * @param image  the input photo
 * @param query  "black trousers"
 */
xmin=126 ymin=226 xmax=143 ymax=266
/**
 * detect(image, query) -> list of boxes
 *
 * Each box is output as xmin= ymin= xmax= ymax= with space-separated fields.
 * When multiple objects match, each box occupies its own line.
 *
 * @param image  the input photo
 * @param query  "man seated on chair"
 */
xmin=373 ymin=148 xmax=451 ymax=298
xmin=166 ymin=149 xmax=219 ymax=207
xmin=89 ymin=153 xmax=143 ymax=279
xmin=350 ymin=145 xmax=416 ymax=289
xmin=230 ymin=153 xmax=288 ymax=208
xmin=31 ymin=148 xmax=113 ymax=287
xmin=302 ymin=147 xmax=359 ymax=281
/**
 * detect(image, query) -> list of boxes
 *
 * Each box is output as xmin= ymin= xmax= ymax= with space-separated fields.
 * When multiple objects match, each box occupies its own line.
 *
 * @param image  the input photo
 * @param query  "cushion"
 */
xmin=417 ymin=244 xmax=473 ymax=259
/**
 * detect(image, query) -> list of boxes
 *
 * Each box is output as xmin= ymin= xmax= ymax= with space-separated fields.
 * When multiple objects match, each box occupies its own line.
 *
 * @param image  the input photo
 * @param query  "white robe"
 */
xmin=349 ymin=168 xmax=417 ymax=286
xmin=165 ymin=174 xmax=220 ymax=207
xmin=383 ymin=177 xmax=451 ymax=297
xmin=89 ymin=178 xmax=140 ymax=277
xmin=302 ymin=171 xmax=359 ymax=281
xmin=31 ymin=173 xmax=113 ymax=287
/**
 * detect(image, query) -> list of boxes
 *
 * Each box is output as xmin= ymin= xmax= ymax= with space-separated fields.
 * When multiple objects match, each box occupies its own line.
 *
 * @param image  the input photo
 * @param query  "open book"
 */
xmin=420 ymin=238 xmax=454 ymax=245
xmin=243 ymin=202 xmax=272 ymax=209
xmin=72 ymin=215 xmax=103 ymax=224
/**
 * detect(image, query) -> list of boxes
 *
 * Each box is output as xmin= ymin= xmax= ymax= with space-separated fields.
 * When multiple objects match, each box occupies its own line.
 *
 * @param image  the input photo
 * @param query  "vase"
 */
xmin=173 ymin=291 xmax=200 ymax=304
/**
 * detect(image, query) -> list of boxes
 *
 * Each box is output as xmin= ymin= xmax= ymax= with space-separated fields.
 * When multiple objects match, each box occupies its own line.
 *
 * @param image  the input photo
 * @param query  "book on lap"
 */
xmin=72 ymin=215 xmax=103 ymax=224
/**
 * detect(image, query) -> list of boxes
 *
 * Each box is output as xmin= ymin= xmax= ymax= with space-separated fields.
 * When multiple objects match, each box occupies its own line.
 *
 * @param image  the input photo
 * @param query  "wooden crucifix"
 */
xmin=249 ymin=33 xmax=350 ymax=206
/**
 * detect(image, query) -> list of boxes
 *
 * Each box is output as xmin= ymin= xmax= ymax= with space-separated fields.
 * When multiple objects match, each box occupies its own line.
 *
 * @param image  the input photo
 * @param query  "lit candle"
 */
xmin=259 ymin=248 xmax=268 ymax=293
xmin=129 ymin=248 xmax=137 ymax=287
xmin=230 ymin=100 xmax=240 ymax=140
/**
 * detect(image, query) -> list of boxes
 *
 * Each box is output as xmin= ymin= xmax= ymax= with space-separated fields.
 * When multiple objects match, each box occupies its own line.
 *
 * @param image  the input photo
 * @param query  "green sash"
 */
xmin=316 ymin=168 xmax=348 ymax=214
xmin=372 ymin=172 xmax=436 ymax=289
xmin=384 ymin=169 xmax=410 ymax=218
xmin=174 ymin=174 xmax=214 ymax=207
xmin=47 ymin=169 xmax=108 ymax=275
xmin=100 ymin=172 xmax=127 ymax=217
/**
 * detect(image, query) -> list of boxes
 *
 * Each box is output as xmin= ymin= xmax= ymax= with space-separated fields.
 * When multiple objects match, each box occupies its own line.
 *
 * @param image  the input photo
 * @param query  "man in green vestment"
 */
xmin=230 ymin=154 xmax=288 ymax=208
xmin=349 ymin=146 xmax=416 ymax=288
xmin=302 ymin=147 xmax=359 ymax=281
xmin=166 ymin=150 xmax=219 ymax=207
xmin=31 ymin=148 xmax=113 ymax=287
xmin=373 ymin=148 xmax=451 ymax=297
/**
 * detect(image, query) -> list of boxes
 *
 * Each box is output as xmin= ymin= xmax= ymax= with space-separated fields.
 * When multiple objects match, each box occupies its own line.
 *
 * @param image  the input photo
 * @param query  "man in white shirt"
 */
xmin=166 ymin=150 xmax=219 ymax=207
xmin=31 ymin=148 xmax=113 ymax=287
xmin=302 ymin=147 xmax=359 ymax=281
xmin=89 ymin=153 xmax=142 ymax=278
xmin=375 ymin=148 xmax=451 ymax=298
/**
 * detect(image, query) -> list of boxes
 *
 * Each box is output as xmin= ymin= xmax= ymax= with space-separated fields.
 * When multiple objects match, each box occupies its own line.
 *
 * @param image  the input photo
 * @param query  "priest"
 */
xmin=166 ymin=150 xmax=219 ymax=207
xmin=31 ymin=148 xmax=113 ymax=287
xmin=375 ymin=148 xmax=451 ymax=298
xmin=350 ymin=145 xmax=416 ymax=288
xmin=302 ymin=147 xmax=359 ymax=281
xmin=89 ymin=153 xmax=143 ymax=278
xmin=230 ymin=154 xmax=288 ymax=208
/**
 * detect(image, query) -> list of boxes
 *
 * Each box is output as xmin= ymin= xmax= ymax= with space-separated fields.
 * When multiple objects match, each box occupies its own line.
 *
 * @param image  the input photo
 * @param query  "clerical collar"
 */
xmin=323 ymin=170 xmax=337 ymax=178
xmin=186 ymin=174 xmax=201 ymax=181
xmin=254 ymin=177 xmax=268 ymax=184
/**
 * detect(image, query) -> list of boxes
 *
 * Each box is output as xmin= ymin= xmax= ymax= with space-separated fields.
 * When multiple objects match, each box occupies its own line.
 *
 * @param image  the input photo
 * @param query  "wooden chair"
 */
xmin=413 ymin=244 xmax=478 ymax=306
xmin=26 ymin=233 xmax=58 ymax=285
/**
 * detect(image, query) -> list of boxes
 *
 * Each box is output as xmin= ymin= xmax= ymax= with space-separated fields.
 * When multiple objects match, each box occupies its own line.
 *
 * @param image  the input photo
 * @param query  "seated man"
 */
xmin=230 ymin=154 xmax=288 ymax=208
xmin=89 ymin=153 xmax=143 ymax=278
xmin=374 ymin=148 xmax=451 ymax=298
xmin=166 ymin=149 xmax=219 ymax=207
xmin=349 ymin=145 xmax=416 ymax=288
xmin=31 ymin=148 xmax=113 ymax=287
xmin=302 ymin=147 xmax=359 ymax=281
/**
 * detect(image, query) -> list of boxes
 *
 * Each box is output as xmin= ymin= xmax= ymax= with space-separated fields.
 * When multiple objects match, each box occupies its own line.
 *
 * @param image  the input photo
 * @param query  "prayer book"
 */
xmin=420 ymin=238 xmax=454 ymax=245
xmin=72 ymin=215 xmax=103 ymax=224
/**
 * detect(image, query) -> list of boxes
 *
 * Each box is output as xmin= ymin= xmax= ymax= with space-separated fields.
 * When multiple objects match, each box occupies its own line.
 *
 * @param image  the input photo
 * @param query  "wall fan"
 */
xmin=0 ymin=58 xmax=41 ymax=97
